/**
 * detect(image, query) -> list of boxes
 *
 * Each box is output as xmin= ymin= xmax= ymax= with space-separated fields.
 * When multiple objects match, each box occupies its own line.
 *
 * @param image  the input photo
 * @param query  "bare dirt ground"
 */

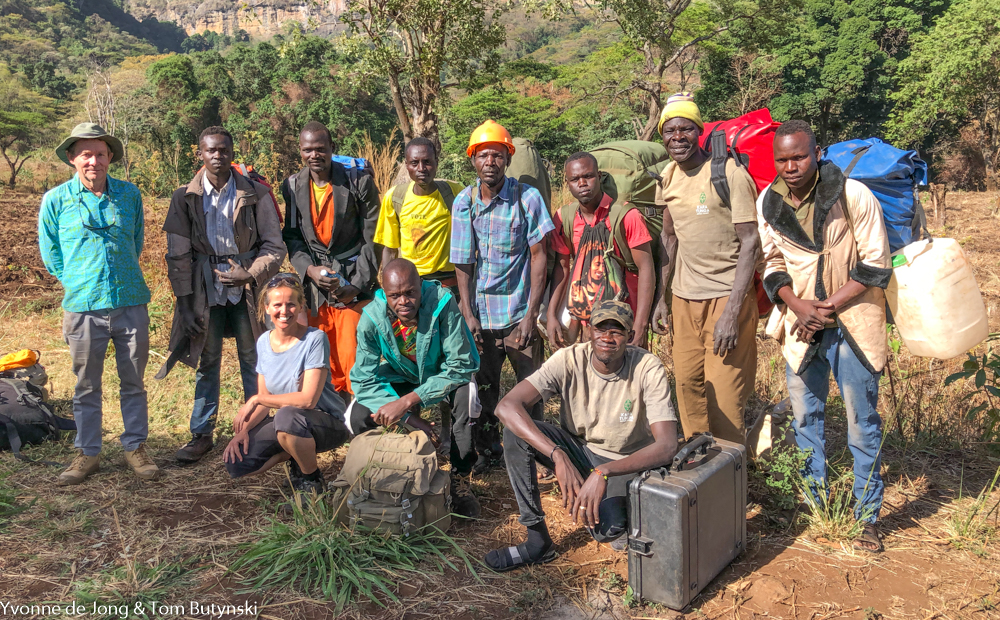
xmin=0 ymin=190 xmax=998 ymax=620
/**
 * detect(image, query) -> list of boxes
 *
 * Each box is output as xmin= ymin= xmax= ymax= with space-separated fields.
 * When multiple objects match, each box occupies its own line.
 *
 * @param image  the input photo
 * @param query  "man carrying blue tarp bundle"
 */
xmin=757 ymin=120 xmax=891 ymax=553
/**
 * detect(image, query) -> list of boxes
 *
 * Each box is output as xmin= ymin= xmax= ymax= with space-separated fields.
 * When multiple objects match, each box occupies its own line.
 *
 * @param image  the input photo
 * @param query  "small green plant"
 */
xmin=509 ymin=587 xmax=546 ymax=612
xmin=599 ymin=567 xmax=625 ymax=591
xmin=748 ymin=419 xmax=808 ymax=513
xmin=622 ymin=585 xmax=638 ymax=608
xmin=945 ymin=351 xmax=1000 ymax=442
xmin=947 ymin=465 xmax=1000 ymax=556
xmin=70 ymin=559 xmax=202 ymax=619
xmin=799 ymin=467 xmax=871 ymax=542
xmin=231 ymin=495 xmax=478 ymax=610
xmin=0 ymin=472 xmax=34 ymax=528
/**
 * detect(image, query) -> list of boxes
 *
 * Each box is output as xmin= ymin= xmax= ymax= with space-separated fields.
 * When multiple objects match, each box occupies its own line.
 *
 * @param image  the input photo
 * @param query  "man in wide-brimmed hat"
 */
xmin=39 ymin=122 xmax=159 ymax=485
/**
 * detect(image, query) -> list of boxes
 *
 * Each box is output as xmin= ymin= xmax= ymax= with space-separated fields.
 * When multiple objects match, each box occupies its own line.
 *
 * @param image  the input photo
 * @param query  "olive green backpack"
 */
xmin=560 ymin=141 xmax=670 ymax=274
xmin=329 ymin=428 xmax=452 ymax=536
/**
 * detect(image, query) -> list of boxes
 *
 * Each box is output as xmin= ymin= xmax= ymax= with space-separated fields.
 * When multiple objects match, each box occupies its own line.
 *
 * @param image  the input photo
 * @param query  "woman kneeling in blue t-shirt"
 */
xmin=223 ymin=273 xmax=350 ymax=494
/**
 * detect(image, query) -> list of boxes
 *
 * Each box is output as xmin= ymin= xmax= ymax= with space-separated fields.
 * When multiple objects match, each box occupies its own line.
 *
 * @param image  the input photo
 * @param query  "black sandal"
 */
xmin=853 ymin=522 xmax=884 ymax=553
xmin=485 ymin=543 xmax=558 ymax=572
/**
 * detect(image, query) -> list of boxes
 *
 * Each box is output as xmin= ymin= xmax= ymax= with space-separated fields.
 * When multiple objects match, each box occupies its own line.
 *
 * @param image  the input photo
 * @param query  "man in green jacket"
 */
xmin=349 ymin=258 xmax=482 ymax=518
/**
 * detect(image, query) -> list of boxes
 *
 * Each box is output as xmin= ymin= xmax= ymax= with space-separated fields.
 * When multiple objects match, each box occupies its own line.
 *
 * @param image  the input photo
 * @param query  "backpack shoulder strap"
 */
xmin=287 ymin=175 xmax=298 ymax=229
xmin=710 ymin=128 xmax=732 ymax=209
xmin=390 ymin=182 xmax=408 ymax=220
xmin=435 ymin=180 xmax=455 ymax=212
xmin=607 ymin=200 xmax=637 ymax=272
xmin=559 ymin=203 xmax=579 ymax=254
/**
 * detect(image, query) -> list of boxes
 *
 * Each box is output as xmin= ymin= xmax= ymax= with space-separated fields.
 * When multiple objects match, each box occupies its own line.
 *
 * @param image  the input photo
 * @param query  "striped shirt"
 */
xmin=38 ymin=174 xmax=150 ymax=312
xmin=202 ymin=173 xmax=243 ymax=305
xmin=450 ymin=177 xmax=554 ymax=330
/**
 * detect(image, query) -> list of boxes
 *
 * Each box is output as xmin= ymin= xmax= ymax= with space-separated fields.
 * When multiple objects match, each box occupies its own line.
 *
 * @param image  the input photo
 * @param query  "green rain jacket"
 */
xmin=351 ymin=280 xmax=480 ymax=411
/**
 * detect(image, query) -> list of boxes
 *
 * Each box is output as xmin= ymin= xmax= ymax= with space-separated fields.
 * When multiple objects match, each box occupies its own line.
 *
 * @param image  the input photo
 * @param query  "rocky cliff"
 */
xmin=125 ymin=0 xmax=348 ymax=37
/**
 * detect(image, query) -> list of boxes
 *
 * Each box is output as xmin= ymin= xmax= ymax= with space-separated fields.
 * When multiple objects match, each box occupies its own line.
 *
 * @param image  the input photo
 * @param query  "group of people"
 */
xmin=37 ymin=91 xmax=890 ymax=567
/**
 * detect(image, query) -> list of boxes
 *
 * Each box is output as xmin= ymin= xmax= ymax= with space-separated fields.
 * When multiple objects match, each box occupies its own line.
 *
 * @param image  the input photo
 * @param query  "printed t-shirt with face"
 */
xmin=374 ymin=181 xmax=462 ymax=277
xmin=255 ymin=326 xmax=345 ymax=420
xmin=310 ymin=180 xmax=334 ymax=246
xmin=550 ymin=193 xmax=653 ymax=320
xmin=655 ymin=158 xmax=758 ymax=300
xmin=526 ymin=342 xmax=677 ymax=459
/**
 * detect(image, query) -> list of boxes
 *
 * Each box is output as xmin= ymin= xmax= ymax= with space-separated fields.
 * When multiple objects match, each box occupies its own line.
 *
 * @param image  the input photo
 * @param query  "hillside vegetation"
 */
xmin=1 ymin=0 xmax=997 ymax=195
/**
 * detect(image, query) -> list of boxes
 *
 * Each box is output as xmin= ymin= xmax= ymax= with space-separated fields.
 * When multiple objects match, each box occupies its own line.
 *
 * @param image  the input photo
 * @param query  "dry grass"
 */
xmin=1 ymin=192 xmax=1000 ymax=619
xmin=356 ymin=129 xmax=403 ymax=199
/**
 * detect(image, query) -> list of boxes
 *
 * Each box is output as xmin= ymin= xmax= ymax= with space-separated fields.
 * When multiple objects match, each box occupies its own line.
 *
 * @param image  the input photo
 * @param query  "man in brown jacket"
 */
xmin=757 ymin=120 xmax=890 ymax=553
xmin=157 ymin=126 xmax=286 ymax=463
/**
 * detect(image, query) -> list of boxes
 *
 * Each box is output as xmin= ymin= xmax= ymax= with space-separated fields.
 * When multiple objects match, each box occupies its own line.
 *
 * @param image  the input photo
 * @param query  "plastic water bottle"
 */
xmin=320 ymin=269 xmax=330 ymax=277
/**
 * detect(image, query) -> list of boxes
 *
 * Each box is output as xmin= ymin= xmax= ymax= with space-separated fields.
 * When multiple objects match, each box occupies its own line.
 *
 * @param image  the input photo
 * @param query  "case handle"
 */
xmin=672 ymin=433 xmax=714 ymax=471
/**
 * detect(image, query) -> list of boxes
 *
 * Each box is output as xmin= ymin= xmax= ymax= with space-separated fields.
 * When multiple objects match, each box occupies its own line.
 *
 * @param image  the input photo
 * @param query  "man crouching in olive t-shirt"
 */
xmin=485 ymin=300 xmax=679 ymax=572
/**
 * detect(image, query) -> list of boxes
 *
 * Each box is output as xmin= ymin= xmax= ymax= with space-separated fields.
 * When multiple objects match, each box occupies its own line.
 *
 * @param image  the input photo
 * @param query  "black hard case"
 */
xmin=627 ymin=434 xmax=747 ymax=610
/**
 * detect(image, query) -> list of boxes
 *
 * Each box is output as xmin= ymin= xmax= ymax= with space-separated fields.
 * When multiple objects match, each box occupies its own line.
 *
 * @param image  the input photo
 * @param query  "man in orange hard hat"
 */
xmin=450 ymin=120 xmax=555 ymax=472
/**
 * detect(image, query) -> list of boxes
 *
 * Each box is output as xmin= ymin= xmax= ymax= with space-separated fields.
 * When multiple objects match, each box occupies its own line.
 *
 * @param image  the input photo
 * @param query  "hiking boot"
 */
xmin=293 ymin=476 xmax=325 ymax=495
xmin=57 ymin=451 xmax=100 ymax=486
xmin=174 ymin=433 xmax=214 ymax=464
xmin=124 ymin=444 xmax=160 ymax=481
xmin=450 ymin=472 xmax=482 ymax=519
xmin=281 ymin=475 xmax=325 ymax=515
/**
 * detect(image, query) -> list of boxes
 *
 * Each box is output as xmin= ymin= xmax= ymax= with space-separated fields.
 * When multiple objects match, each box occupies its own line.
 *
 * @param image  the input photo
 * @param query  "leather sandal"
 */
xmin=853 ymin=522 xmax=883 ymax=553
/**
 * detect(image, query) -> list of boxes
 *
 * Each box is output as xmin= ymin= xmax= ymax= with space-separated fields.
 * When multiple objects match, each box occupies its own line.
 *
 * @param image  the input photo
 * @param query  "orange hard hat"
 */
xmin=466 ymin=120 xmax=516 ymax=157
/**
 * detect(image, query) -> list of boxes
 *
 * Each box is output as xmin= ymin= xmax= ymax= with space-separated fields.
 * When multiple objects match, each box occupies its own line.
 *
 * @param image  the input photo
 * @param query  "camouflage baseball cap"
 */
xmin=590 ymin=300 xmax=634 ymax=331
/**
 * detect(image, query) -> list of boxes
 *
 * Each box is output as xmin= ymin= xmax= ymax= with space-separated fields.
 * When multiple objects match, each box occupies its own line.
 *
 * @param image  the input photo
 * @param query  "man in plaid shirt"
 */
xmin=451 ymin=120 xmax=555 ymax=471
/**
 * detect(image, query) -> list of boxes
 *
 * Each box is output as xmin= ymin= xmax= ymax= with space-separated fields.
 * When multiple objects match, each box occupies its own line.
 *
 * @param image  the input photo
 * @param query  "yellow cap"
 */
xmin=466 ymin=120 xmax=516 ymax=157
xmin=658 ymin=92 xmax=704 ymax=135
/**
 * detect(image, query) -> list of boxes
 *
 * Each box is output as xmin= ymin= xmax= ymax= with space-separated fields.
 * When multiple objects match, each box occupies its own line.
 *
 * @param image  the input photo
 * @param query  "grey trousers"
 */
xmin=63 ymin=305 xmax=150 ymax=456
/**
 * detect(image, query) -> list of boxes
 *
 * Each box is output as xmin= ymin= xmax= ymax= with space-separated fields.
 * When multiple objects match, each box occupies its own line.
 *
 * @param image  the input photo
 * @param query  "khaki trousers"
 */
xmin=672 ymin=291 xmax=757 ymax=444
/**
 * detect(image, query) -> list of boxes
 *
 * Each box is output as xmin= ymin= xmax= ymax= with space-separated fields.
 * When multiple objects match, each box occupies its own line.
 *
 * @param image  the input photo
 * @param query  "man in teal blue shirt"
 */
xmin=38 ymin=123 xmax=158 ymax=485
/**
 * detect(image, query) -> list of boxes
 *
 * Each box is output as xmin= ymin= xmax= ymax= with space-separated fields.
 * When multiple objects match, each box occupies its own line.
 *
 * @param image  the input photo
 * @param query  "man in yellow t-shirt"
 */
xmin=375 ymin=137 xmax=463 ymax=292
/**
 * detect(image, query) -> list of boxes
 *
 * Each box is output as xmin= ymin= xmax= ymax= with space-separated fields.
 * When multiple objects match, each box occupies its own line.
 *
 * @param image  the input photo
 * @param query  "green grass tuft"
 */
xmin=230 ymin=495 xmax=479 ymax=610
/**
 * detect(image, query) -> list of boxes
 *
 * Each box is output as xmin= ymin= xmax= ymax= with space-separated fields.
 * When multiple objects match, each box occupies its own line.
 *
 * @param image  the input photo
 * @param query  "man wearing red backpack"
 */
xmin=757 ymin=120 xmax=889 ymax=553
xmin=158 ymin=126 xmax=286 ymax=464
xmin=650 ymin=93 xmax=761 ymax=445
xmin=547 ymin=152 xmax=656 ymax=348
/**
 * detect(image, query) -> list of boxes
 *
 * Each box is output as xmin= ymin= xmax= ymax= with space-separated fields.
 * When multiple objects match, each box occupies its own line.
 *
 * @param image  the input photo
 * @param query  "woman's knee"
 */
xmin=274 ymin=406 xmax=307 ymax=435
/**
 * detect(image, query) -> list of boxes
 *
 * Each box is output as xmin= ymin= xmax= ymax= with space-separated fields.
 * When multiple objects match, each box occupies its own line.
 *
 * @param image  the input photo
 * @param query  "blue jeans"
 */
xmin=191 ymin=297 xmax=257 ymax=435
xmin=785 ymin=328 xmax=884 ymax=523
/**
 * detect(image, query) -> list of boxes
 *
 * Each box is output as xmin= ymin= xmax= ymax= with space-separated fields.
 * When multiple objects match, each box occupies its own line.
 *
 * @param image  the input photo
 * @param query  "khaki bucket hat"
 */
xmin=55 ymin=122 xmax=124 ymax=166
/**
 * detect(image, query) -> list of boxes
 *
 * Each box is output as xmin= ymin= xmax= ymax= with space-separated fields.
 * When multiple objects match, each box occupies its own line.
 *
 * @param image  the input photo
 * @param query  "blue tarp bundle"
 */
xmin=823 ymin=138 xmax=929 ymax=253
xmin=332 ymin=154 xmax=369 ymax=170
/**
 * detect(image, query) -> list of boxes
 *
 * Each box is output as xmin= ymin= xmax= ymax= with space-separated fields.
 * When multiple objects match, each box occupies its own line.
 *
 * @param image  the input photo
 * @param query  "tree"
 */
xmin=591 ymin=0 xmax=790 ymax=140
xmin=86 ymin=62 xmax=157 ymax=181
xmin=695 ymin=46 xmax=782 ymax=120
xmin=0 ymin=64 xmax=57 ymax=188
xmin=766 ymin=0 xmax=944 ymax=144
xmin=340 ymin=0 xmax=508 ymax=144
xmin=887 ymin=0 xmax=1000 ymax=188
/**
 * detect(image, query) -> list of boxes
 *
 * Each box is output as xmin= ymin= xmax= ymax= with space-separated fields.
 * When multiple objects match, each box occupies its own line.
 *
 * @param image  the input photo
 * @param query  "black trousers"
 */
xmin=503 ymin=421 xmax=629 ymax=542
xmin=477 ymin=326 xmax=544 ymax=454
xmin=350 ymin=382 xmax=478 ymax=475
